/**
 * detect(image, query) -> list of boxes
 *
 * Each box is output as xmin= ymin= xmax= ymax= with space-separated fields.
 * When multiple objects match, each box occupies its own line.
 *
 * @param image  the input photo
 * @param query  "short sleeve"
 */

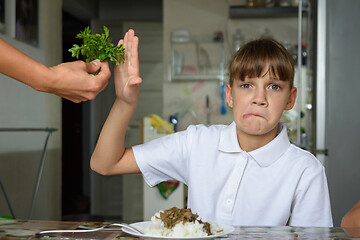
xmin=132 ymin=126 xmax=196 ymax=187
xmin=288 ymin=162 xmax=333 ymax=227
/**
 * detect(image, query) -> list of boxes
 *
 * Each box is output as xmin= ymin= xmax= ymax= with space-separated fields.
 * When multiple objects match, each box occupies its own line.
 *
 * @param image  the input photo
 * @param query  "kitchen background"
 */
xmin=0 ymin=0 xmax=359 ymax=227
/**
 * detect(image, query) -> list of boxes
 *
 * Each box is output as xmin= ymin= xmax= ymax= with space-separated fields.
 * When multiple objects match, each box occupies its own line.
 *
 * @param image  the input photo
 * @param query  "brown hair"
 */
xmin=229 ymin=38 xmax=294 ymax=88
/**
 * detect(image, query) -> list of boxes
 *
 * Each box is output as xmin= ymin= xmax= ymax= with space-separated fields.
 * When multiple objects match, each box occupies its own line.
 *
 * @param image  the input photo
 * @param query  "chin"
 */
xmin=238 ymin=123 xmax=277 ymax=137
xmin=246 ymin=129 xmax=268 ymax=136
xmin=237 ymin=125 xmax=265 ymax=136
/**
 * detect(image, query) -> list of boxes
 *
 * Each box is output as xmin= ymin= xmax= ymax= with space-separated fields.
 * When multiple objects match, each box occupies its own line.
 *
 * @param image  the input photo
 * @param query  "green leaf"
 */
xmin=104 ymin=26 xmax=109 ymax=38
xmin=68 ymin=25 xmax=125 ymax=65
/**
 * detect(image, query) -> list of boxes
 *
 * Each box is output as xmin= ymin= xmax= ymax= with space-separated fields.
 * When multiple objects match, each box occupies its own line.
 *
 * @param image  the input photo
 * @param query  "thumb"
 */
xmin=86 ymin=59 xmax=102 ymax=74
xmin=95 ymin=61 xmax=111 ymax=79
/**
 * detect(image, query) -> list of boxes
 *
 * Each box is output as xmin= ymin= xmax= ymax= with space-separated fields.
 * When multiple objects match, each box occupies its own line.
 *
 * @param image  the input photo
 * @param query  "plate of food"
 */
xmin=122 ymin=207 xmax=235 ymax=239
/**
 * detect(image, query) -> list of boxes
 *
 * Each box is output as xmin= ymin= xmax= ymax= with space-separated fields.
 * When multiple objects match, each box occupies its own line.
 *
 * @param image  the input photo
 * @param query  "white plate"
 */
xmin=122 ymin=221 xmax=235 ymax=239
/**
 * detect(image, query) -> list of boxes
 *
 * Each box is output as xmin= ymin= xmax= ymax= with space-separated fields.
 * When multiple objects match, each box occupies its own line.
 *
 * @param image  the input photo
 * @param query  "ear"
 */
xmin=225 ymin=83 xmax=233 ymax=108
xmin=285 ymin=87 xmax=297 ymax=110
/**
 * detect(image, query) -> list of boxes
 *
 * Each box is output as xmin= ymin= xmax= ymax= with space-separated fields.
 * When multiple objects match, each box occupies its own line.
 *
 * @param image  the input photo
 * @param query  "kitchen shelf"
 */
xmin=229 ymin=6 xmax=309 ymax=19
xmin=169 ymin=35 xmax=225 ymax=82
xmin=170 ymin=73 xmax=225 ymax=81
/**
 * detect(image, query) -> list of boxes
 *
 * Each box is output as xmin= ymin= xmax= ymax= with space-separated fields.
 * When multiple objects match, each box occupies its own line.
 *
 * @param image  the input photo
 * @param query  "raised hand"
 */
xmin=114 ymin=29 xmax=142 ymax=105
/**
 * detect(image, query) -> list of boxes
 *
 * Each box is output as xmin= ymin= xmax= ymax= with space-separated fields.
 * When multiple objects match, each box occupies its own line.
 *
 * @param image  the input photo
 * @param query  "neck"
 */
xmin=236 ymin=125 xmax=279 ymax=152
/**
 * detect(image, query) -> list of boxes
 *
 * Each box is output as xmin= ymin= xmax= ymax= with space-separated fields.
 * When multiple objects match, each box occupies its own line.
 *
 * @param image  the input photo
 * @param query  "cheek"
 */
xmin=270 ymin=96 xmax=289 ymax=112
xmin=231 ymin=96 xmax=247 ymax=113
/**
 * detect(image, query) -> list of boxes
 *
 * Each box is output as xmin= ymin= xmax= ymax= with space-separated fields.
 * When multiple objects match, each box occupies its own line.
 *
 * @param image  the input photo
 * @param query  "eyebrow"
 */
xmin=243 ymin=75 xmax=281 ymax=81
xmin=269 ymin=76 xmax=281 ymax=80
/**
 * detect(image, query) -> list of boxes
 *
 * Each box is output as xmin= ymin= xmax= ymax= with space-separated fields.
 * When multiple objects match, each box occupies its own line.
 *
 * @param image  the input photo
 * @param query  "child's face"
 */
xmin=226 ymin=70 xmax=297 ymax=139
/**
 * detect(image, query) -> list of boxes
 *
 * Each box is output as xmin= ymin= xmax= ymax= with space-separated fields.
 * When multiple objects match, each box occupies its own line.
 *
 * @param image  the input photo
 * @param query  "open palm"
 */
xmin=114 ymin=29 xmax=142 ymax=105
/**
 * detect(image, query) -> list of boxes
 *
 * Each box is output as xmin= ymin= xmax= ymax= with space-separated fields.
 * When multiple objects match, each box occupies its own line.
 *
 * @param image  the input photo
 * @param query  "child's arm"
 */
xmin=90 ymin=29 xmax=142 ymax=175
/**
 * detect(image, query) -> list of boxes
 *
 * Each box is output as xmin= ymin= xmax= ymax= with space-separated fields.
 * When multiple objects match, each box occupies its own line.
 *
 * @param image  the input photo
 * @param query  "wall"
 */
xmin=98 ymin=0 xmax=162 ymax=21
xmin=63 ymin=0 xmax=98 ymax=21
xmin=324 ymin=0 xmax=360 ymax=226
xmin=0 ymin=0 xmax=62 ymax=220
xmin=163 ymin=0 xmax=303 ymax=130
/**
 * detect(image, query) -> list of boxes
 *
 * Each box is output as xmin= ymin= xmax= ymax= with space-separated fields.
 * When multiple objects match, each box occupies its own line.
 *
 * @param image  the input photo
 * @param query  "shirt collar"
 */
xmin=219 ymin=121 xmax=242 ymax=153
xmin=248 ymin=124 xmax=290 ymax=167
xmin=219 ymin=122 xmax=291 ymax=167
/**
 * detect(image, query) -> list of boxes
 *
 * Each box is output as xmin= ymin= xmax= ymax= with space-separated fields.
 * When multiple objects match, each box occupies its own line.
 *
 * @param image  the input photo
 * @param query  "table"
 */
xmin=0 ymin=219 xmax=130 ymax=239
xmin=1 ymin=218 xmax=360 ymax=239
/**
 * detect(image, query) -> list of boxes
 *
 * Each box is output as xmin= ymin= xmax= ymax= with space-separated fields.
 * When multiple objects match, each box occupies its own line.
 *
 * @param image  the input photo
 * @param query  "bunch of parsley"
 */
xmin=69 ymin=26 xmax=125 ymax=65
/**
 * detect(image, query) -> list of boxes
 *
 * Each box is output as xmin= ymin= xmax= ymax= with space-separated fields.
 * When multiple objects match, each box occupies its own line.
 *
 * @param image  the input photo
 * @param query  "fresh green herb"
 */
xmin=69 ymin=26 xmax=125 ymax=65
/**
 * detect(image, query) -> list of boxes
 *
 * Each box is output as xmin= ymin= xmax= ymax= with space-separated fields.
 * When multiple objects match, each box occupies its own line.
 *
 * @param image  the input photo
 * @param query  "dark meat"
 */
xmin=156 ymin=207 xmax=212 ymax=235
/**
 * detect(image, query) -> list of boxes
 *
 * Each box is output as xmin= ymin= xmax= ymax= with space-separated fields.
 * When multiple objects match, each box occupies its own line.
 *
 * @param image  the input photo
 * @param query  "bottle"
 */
xmin=279 ymin=0 xmax=291 ymax=7
xmin=232 ymin=28 xmax=245 ymax=53
xmin=264 ymin=0 xmax=275 ymax=7
xmin=246 ymin=0 xmax=258 ymax=7
xmin=295 ymin=43 xmax=307 ymax=65
xmin=291 ymin=0 xmax=308 ymax=8
xmin=169 ymin=115 xmax=178 ymax=132
xmin=301 ymin=44 xmax=308 ymax=65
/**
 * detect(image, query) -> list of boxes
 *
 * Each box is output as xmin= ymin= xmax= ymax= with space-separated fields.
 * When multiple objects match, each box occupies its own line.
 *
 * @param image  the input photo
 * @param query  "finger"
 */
xmin=126 ymin=29 xmax=134 ymax=66
xmin=63 ymin=95 xmax=84 ymax=103
xmin=127 ymin=29 xmax=135 ymax=40
xmin=123 ymin=30 xmax=129 ymax=50
xmin=122 ymin=32 xmax=130 ymax=63
xmin=96 ymin=61 xmax=111 ymax=80
xmin=72 ymin=94 xmax=88 ymax=102
xmin=128 ymin=76 xmax=142 ymax=86
xmin=86 ymin=60 xmax=102 ymax=74
xmin=131 ymin=36 xmax=139 ymax=73
xmin=125 ymin=30 xmax=133 ymax=62
xmin=125 ymin=30 xmax=134 ymax=50
xmin=117 ymin=40 xmax=124 ymax=64
xmin=96 ymin=77 xmax=109 ymax=93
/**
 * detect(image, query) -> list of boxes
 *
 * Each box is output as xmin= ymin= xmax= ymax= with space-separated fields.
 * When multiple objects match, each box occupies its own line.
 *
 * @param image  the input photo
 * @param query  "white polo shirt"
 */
xmin=133 ymin=122 xmax=333 ymax=227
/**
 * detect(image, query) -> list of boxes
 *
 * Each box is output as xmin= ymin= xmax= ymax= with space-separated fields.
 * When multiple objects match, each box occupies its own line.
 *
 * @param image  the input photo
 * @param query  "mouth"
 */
xmin=243 ymin=113 xmax=264 ymax=119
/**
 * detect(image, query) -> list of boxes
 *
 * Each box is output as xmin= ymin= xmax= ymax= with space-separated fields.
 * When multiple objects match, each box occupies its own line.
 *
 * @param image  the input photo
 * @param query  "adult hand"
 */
xmin=47 ymin=60 xmax=111 ymax=103
xmin=0 ymin=38 xmax=111 ymax=103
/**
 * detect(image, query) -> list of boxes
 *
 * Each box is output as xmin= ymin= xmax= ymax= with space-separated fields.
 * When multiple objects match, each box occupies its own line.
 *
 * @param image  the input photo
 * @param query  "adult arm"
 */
xmin=90 ymin=29 xmax=142 ymax=175
xmin=341 ymin=200 xmax=360 ymax=227
xmin=0 ymin=38 xmax=111 ymax=102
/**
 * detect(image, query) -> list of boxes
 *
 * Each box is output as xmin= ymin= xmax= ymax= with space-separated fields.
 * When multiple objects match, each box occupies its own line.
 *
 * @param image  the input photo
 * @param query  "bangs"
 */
xmin=229 ymin=38 xmax=294 ymax=87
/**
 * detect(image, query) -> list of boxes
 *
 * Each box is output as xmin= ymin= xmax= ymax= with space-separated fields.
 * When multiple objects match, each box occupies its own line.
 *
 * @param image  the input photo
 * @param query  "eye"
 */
xmin=269 ymin=84 xmax=280 ymax=90
xmin=240 ymin=83 xmax=252 ymax=89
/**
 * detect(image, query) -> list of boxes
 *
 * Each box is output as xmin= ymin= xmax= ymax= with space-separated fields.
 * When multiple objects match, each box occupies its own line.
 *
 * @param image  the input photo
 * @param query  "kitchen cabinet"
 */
xmin=229 ymin=6 xmax=308 ymax=18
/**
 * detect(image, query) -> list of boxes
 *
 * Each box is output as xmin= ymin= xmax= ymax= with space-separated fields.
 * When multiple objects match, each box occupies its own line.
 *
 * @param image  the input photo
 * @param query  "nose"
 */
xmin=252 ymin=88 xmax=268 ymax=107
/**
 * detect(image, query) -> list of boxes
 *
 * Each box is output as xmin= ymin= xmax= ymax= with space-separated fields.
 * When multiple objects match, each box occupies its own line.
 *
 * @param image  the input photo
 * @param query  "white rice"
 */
xmin=143 ymin=211 xmax=223 ymax=237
